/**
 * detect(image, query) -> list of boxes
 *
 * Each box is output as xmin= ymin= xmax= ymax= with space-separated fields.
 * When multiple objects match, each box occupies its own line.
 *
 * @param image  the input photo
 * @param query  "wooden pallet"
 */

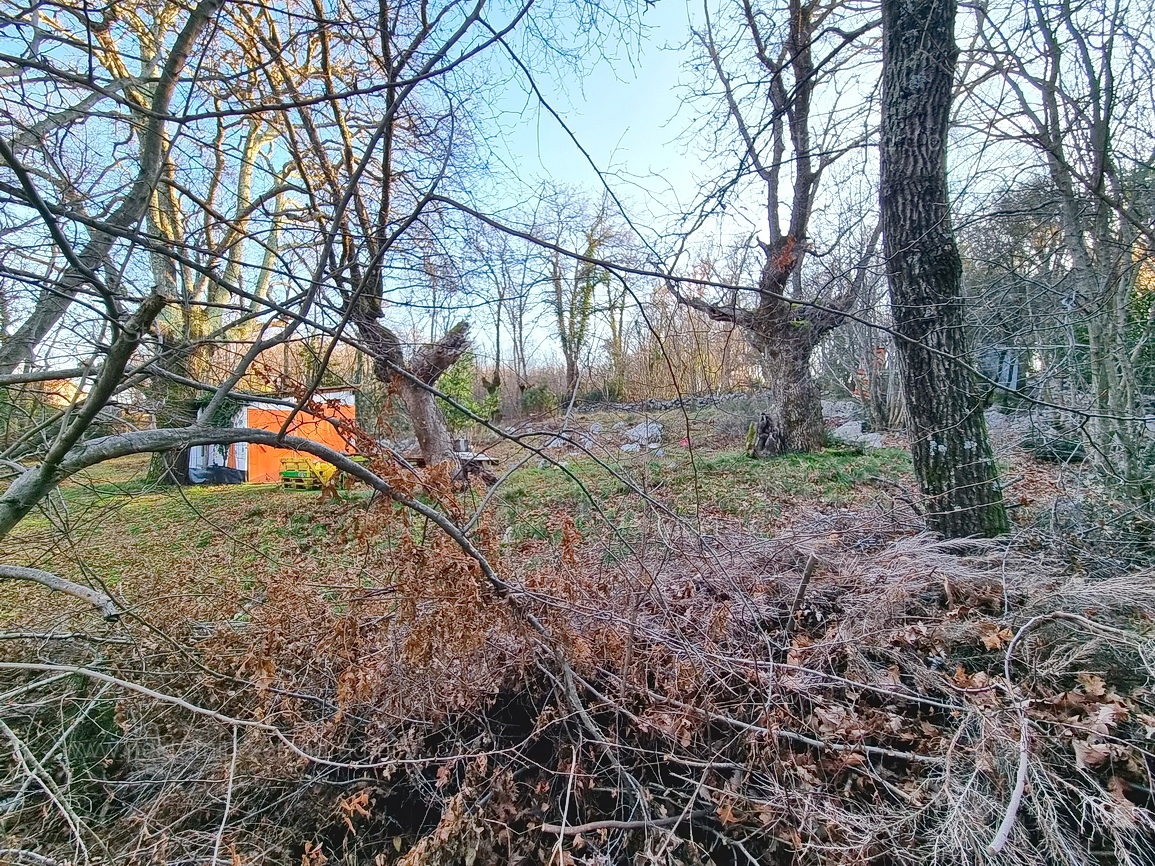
xmin=279 ymin=458 xmax=336 ymax=490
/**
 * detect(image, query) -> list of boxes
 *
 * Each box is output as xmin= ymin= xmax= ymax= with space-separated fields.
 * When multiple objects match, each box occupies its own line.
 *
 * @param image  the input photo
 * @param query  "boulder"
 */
xmin=822 ymin=400 xmax=864 ymax=420
xmin=829 ymin=420 xmax=864 ymax=443
xmin=829 ymin=420 xmax=883 ymax=449
xmin=625 ymin=420 xmax=663 ymax=444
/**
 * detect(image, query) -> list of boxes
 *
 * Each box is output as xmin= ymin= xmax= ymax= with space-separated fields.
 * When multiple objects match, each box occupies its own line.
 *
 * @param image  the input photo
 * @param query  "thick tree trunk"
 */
xmin=145 ymin=337 xmax=200 ymax=485
xmin=750 ymin=334 xmax=826 ymax=457
xmin=880 ymin=0 xmax=1009 ymax=537
xmin=397 ymin=378 xmax=456 ymax=467
xmin=357 ymin=315 xmax=468 ymax=468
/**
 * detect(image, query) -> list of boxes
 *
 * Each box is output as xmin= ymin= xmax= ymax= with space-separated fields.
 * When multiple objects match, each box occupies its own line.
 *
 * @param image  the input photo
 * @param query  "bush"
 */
xmin=518 ymin=382 xmax=557 ymax=416
xmin=578 ymin=378 xmax=626 ymax=406
xmin=437 ymin=352 xmax=498 ymax=430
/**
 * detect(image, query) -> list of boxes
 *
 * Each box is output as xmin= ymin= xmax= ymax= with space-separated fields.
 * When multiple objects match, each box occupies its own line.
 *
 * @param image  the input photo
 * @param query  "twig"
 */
xmin=553 ymin=743 xmax=578 ymax=860
xmin=785 ymin=554 xmax=818 ymax=637
xmin=987 ymin=620 xmax=1035 ymax=855
xmin=609 ymin=675 xmax=941 ymax=764
xmin=540 ymin=810 xmax=712 ymax=836
xmin=0 ymin=718 xmax=91 ymax=863
xmin=986 ymin=611 xmax=1144 ymax=854
xmin=867 ymin=475 xmax=924 ymax=516
xmin=212 ymin=726 xmax=239 ymax=866
xmin=0 ymin=851 xmax=62 ymax=866
xmin=0 ymin=632 xmax=132 ymax=644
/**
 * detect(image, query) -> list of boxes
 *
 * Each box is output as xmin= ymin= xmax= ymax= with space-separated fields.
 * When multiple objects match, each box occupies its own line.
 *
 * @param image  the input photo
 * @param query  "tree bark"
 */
xmin=750 ymin=328 xmax=826 ymax=456
xmin=403 ymin=321 xmax=470 ymax=467
xmin=356 ymin=315 xmax=467 ymax=468
xmin=880 ymin=0 xmax=1009 ymax=537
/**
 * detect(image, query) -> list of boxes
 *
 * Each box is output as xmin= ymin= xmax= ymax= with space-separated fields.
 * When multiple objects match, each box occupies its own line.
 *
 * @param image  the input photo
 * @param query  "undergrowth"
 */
xmin=2 ymin=444 xmax=1153 ymax=865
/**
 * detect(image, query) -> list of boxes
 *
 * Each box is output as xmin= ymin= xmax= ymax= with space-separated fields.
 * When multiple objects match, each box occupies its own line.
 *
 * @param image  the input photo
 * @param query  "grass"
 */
xmin=0 ymin=480 xmax=383 ymax=628
xmin=3 ymin=437 xmax=916 ymax=626
xmin=494 ymin=443 xmax=914 ymax=534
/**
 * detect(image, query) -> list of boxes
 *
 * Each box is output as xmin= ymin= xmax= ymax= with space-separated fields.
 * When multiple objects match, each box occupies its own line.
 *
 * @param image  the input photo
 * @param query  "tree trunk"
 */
xmin=564 ymin=355 xmax=579 ymax=398
xmin=357 ymin=315 xmax=468 ymax=468
xmin=146 ymin=393 xmax=197 ymax=485
xmin=880 ymin=0 xmax=1009 ymax=538
xmin=750 ymin=333 xmax=826 ymax=457
xmin=396 ymin=377 xmax=456 ymax=467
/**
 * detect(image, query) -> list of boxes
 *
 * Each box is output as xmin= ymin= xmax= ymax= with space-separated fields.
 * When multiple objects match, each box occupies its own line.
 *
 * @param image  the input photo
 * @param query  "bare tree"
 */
xmin=671 ymin=0 xmax=879 ymax=455
xmin=0 ymin=0 xmax=227 ymax=376
xmin=963 ymin=0 xmax=1155 ymax=500
xmin=539 ymin=191 xmax=625 ymax=397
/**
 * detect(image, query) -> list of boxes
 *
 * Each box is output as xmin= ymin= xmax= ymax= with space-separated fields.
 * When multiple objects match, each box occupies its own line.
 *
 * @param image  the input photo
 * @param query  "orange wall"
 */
xmin=246 ymin=405 xmax=356 ymax=483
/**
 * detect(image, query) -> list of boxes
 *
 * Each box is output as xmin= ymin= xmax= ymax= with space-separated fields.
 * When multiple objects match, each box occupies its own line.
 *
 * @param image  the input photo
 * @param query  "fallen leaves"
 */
xmin=977 ymin=621 xmax=1014 ymax=651
xmin=337 ymin=789 xmax=372 ymax=834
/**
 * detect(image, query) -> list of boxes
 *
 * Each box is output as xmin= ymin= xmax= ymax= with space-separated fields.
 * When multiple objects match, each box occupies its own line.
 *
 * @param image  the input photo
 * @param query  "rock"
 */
xmin=829 ymin=420 xmax=883 ymax=449
xmin=588 ymin=422 xmax=604 ymax=435
xmin=620 ymin=443 xmax=641 ymax=453
xmin=829 ymin=420 xmax=864 ymax=443
xmin=625 ymin=420 xmax=663 ymax=444
xmin=822 ymin=400 xmax=863 ymax=420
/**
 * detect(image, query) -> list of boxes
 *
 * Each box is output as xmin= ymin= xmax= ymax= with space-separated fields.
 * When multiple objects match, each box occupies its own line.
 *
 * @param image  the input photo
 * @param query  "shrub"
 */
xmin=518 ymin=382 xmax=557 ymax=416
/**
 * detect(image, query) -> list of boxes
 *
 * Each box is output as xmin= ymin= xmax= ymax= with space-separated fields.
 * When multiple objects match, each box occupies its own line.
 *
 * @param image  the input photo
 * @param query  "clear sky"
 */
xmin=484 ymin=1 xmax=704 ymax=231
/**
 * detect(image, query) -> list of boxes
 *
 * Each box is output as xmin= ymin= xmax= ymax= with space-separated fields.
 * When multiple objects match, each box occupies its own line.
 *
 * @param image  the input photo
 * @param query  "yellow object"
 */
xmin=279 ymin=457 xmax=337 ymax=490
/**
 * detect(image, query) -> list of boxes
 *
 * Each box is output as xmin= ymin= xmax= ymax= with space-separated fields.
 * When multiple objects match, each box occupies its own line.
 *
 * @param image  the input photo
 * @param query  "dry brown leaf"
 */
xmin=436 ymin=763 xmax=453 ymax=789
xmin=338 ymin=789 xmax=372 ymax=834
xmin=1077 ymin=673 xmax=1108 ymax=698
xmin=977 ymin=621 xmax=1014 ymax=651
xmin=1072 ymin=737 xmax=1125 ymax=769
xmin=716 ymin=801 xmax=738 ymax=826
xmin=1088 ymin=703 xmax=1129 ymax=734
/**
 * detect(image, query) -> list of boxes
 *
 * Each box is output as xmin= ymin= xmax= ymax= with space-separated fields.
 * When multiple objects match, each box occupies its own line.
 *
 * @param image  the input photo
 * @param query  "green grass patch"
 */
xmin=492 ymin=444 xmax=914 ymax=536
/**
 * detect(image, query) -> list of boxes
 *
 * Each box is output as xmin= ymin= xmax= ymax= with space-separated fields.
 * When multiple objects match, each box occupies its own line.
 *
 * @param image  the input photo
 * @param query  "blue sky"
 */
xmin=486 ymin=1 xmax=703 ymax=225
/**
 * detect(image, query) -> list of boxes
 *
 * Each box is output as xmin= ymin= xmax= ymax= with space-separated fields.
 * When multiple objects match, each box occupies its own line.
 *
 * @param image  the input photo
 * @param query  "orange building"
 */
xmin=187 ymin=390 xmax=357 ymax=483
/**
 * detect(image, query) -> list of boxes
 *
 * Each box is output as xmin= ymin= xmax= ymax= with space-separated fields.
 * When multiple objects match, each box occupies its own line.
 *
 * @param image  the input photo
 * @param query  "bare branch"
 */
xmin=0 ymin=565 xmax=119 ymax=620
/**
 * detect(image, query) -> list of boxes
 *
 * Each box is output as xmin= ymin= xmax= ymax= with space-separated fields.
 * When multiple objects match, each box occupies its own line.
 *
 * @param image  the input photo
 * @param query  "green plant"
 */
xmin=437 ymin=351 xmax=497 ymax=430
xmin=578 ymin=378 xmax=626 ymax=405
xmin=519 ymin=383 xmax=557 ymax=416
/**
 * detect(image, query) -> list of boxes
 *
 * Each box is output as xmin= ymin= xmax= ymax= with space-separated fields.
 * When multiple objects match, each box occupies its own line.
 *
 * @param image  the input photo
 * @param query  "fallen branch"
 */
xmin=785 ymin=554 xmax=818 ymax=637
xmin=0 ymin=564 xmax=119 ymax=620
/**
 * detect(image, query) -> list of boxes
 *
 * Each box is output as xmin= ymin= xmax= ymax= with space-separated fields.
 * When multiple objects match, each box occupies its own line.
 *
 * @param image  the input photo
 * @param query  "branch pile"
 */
xmin=2 ymin=501 xmax=1153 ymax=865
